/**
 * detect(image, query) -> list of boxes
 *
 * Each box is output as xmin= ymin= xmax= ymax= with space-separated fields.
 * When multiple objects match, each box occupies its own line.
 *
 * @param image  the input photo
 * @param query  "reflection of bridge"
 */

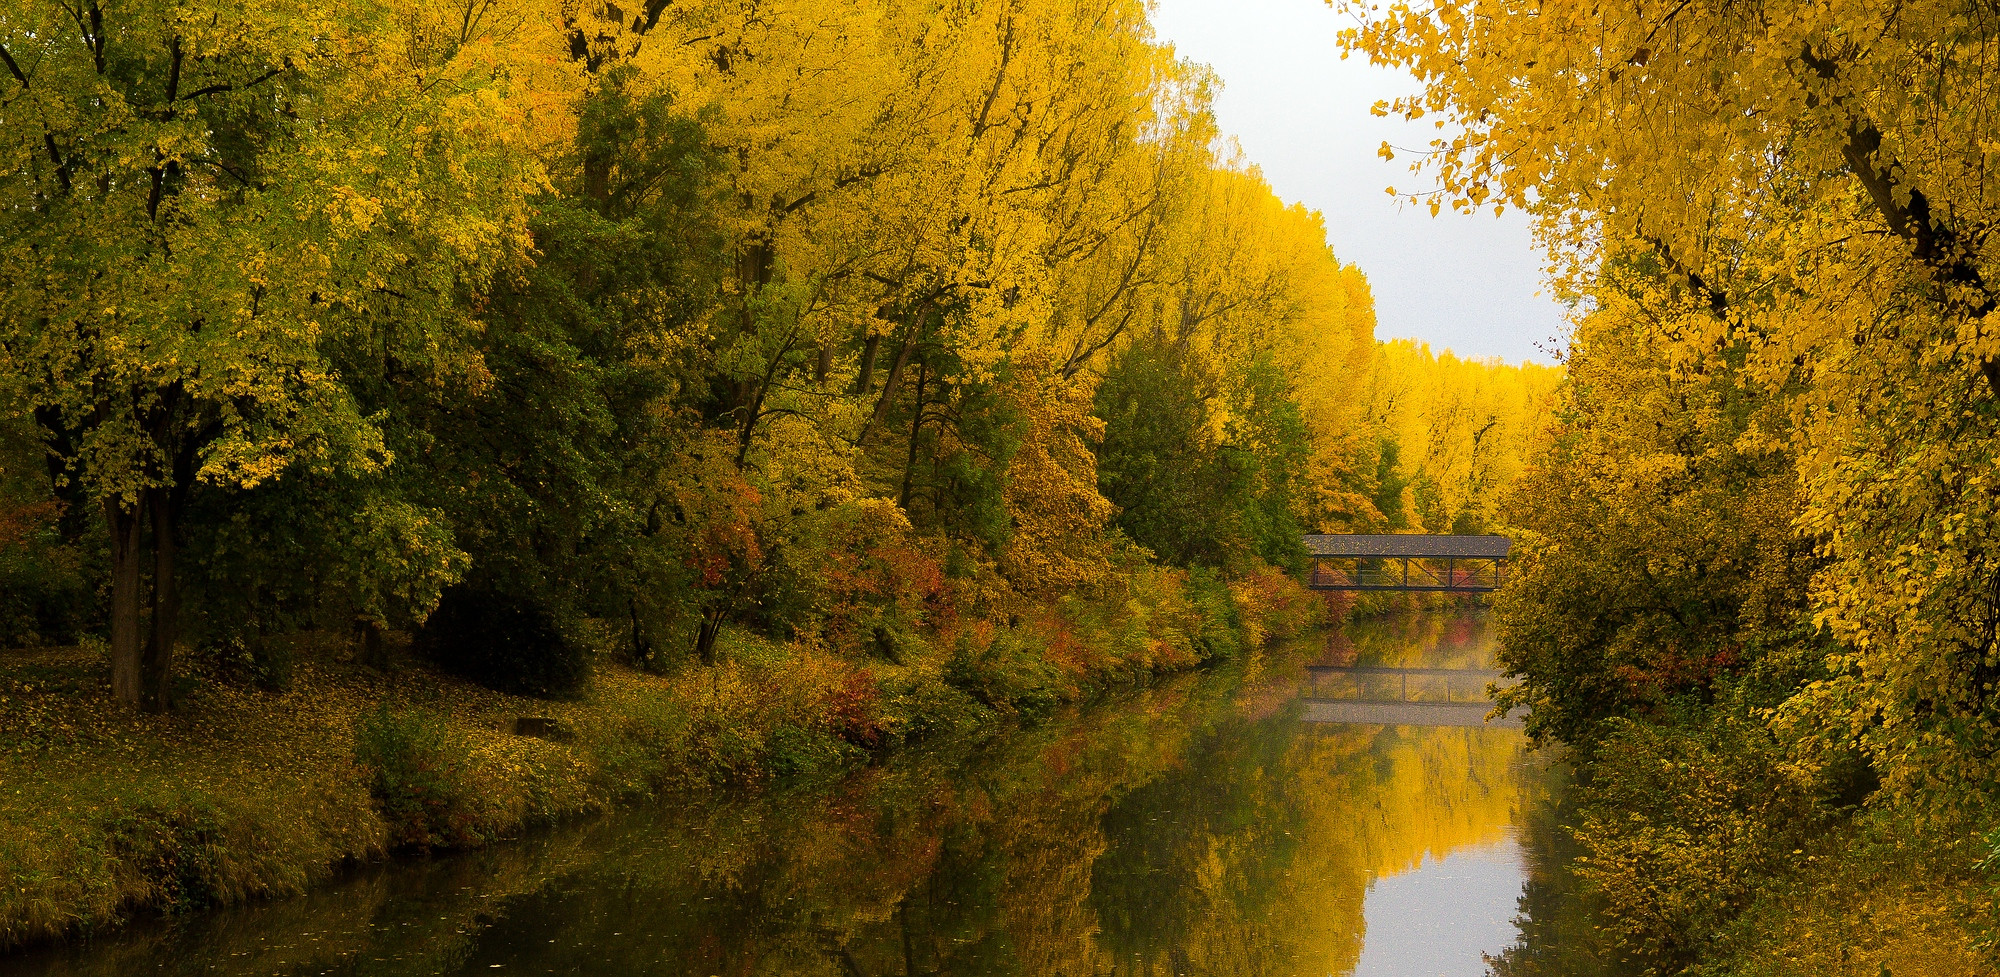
xmin=1302 ymin=665 xmax=1525 ymax=729
xmin=1304 ymin=535 xmax=1510 ymax=593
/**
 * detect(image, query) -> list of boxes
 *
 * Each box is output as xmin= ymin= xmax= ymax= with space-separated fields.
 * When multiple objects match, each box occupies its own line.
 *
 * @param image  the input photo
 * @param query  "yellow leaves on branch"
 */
xmin=1339 ymin=0 xmax=2000 ymax=796
xmin=1 ymin=0 xmax=558 ymax=502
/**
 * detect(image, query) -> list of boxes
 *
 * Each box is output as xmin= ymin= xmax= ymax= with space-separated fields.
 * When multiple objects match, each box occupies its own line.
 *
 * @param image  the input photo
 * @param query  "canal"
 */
xmin=0 ymin=611 xmax=1616 ymax=976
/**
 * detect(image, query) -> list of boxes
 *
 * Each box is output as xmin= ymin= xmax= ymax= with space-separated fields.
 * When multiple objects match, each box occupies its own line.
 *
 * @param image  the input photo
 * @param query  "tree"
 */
xmin=1492 ymin=266 xmax=1820 ymax=750
xmin=1341 ymin=0 xmax=2000 ymax=798
xmin=1094 ymin=337 xmax=1305 ymax=574
xmin=0 ymin=0 xmax=543 ymax=707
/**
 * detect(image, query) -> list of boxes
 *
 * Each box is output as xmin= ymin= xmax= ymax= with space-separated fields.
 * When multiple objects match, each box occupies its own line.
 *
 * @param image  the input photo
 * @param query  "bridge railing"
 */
xmin=1307 ymin=555 xmax=1506 ymax=592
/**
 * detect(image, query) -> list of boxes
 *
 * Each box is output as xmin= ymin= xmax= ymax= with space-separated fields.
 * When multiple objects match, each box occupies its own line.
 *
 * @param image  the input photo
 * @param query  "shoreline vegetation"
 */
xmin=1 ymin=572 xmax=1326 ymax=952
xmin=2 ymin=613 xmax=1529 ymax=977
xmin=11 ymin=0 xmax=1999 ymax=968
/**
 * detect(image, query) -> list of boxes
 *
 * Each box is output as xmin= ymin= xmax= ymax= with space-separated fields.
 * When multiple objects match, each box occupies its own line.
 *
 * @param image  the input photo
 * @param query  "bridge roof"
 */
xmin=1303 ymin=534 xmax=1512 ymax=558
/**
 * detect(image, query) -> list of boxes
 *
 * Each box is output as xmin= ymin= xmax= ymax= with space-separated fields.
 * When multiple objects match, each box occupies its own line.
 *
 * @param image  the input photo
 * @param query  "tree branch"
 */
xmin=0 ymin=44 xmax=73 ymax=193
xmin=1801 ymin=42 xmax=2000 ymax=394
xmin=0 ymin=44 xmax=27 ymax=88
xmin=148 ymin=36 xmax=185 ymax=221
xmin=177 ymin=67 xmax=283 ymax=102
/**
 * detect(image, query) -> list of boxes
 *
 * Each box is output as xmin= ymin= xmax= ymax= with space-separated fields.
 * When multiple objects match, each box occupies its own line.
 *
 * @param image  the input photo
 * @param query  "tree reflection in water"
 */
xmin=1 ymin=613 xmax=1620 ymax=977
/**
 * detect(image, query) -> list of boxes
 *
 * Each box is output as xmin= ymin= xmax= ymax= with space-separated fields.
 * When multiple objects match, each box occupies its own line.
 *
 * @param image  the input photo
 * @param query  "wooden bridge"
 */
xmin=1304 ymin=534 xmax=1510 ymax=593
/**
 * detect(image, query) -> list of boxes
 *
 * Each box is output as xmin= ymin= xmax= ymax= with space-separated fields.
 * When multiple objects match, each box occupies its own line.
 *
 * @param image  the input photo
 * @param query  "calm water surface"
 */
xmin=1 ymin=611 xmax=1619 ymax=976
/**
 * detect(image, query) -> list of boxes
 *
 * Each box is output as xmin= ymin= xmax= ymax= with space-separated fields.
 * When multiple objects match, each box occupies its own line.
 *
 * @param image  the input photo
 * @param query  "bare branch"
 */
xmin=178 ymin=67 xmax=283 ymax=102
xmin=0 ymin=44 xmax=27 ymax=88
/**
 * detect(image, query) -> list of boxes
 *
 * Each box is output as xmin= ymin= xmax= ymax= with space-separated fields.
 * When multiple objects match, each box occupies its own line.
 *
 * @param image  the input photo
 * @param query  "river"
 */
xmin=0 ymin=610 xmax=1618 ymax=976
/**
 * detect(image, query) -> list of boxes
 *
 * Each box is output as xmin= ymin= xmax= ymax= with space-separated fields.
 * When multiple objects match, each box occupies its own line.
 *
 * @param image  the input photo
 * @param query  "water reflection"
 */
xmin=0 ymin=611 xmax=1615 ymax=977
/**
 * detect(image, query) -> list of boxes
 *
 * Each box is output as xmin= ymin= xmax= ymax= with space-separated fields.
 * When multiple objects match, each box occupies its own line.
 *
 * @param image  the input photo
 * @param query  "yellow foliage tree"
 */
xmin=1341 ymin=0 xmax=2000 ymax=798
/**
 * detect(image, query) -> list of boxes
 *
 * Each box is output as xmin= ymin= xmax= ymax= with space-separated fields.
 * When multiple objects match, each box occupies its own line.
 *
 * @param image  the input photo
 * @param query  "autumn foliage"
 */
xmin=1342 ymin=0 xmax=2000 ymax=965
xmin=0 ymin=0 xmax=1555 ymax=706
xmin=0 ymin=0 xmax=1575 ymax=948
xmin=0 ymin=9 xmax=1563 ymax=948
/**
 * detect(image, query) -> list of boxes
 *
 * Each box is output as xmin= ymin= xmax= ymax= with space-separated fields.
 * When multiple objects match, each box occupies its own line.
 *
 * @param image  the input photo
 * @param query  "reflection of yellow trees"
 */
xmin=8 ymin=638 xmax=1538 ymax=977
xmin=1082 ymin=722 xmax=1526 ymax=977
xmin=1072 ymin=618 xmax=1525 ymax=977
xmin=1338 ymin=726 xmax=1525 ymax=879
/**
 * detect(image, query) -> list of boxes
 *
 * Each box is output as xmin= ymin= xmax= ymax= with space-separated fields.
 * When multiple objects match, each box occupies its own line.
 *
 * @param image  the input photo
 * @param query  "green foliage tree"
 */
xmin=0 ymin=0 xmax=540 ymax=708
xmin=392 ymin=71 xmax=725 ymax=688
xmin=1094 ymin=337 xmax=1309 ymax=575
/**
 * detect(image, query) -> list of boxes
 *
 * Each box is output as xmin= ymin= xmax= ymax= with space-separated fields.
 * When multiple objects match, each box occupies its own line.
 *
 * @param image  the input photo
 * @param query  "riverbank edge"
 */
xmin=1547 ymin=713 xmax=1998 ymax=975
xmin=0 ymin=568 xmax=1327 ymax=953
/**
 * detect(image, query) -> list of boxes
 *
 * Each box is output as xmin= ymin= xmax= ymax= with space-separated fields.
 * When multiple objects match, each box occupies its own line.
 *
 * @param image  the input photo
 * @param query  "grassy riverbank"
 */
xmin=0 ymin=568 xmax=1322 ymax=951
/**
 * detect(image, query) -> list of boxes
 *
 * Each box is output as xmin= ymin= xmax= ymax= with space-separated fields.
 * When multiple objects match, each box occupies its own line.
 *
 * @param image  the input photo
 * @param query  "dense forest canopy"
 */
xmin=0 ymin=0 xmax=1554 ymax=706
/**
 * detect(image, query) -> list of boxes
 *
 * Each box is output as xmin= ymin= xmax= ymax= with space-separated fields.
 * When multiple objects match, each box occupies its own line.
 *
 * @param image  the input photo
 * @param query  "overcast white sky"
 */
xmin=1150 ymin=0 xmax=1569 ymax=364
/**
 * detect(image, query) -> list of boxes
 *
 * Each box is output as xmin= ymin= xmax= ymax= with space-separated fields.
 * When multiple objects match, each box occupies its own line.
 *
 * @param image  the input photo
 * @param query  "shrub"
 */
xmin=195 ymin=632 xmax=295 ymax=692
xmin=0 ymin=500 xmax=93 ymax=648
xmin=945 ymin=628 xmax=1067 ymax=718
xmin=418 ymin=585 xmax=589 ymax=697
xmin=1572 ymin=708 xmax=1833 ymax=966
xmin=660 ymin=644 xmax=886 ymax=785
xmin=763 ymin=723 xmax=861 ymax=780
xmin=1230 ymin=564 xmax=1324 ymax=645
xmin=1186 ymin=569 xmax=1244 ymax=662
xmin=101 ymin=795 xmax=229 ymax=914
xmin=353 ymin=707 xmax=488 ymax=849
xmin=875 ymin=672 xmax=985 ymax=746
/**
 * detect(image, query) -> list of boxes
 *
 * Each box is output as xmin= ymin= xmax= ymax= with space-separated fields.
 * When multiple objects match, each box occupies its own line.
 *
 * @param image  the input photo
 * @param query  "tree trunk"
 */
xmin=852 ymin=331 xmax=881 ymax=395
xmin=695 ymin=605 xmax=725 ymax=666
xmin=143 ymin=485 xmax=178 ymax=712
xmin=356 ymin=618 xmax=389 ymax=671
xmin=627 ymin=597 xmax=655 ymax=667
xmin=582 ymin=145 xmax=612 ymax=212
xmin=898 ymin=359 xmax=929 ymax=509
xmin=105 ymin=498 xmax=144 ymax=707
xmin=860 ymin=309 xmax=925 ymax=445
xmin=736 ymin=374 xmax=770 ymax=469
